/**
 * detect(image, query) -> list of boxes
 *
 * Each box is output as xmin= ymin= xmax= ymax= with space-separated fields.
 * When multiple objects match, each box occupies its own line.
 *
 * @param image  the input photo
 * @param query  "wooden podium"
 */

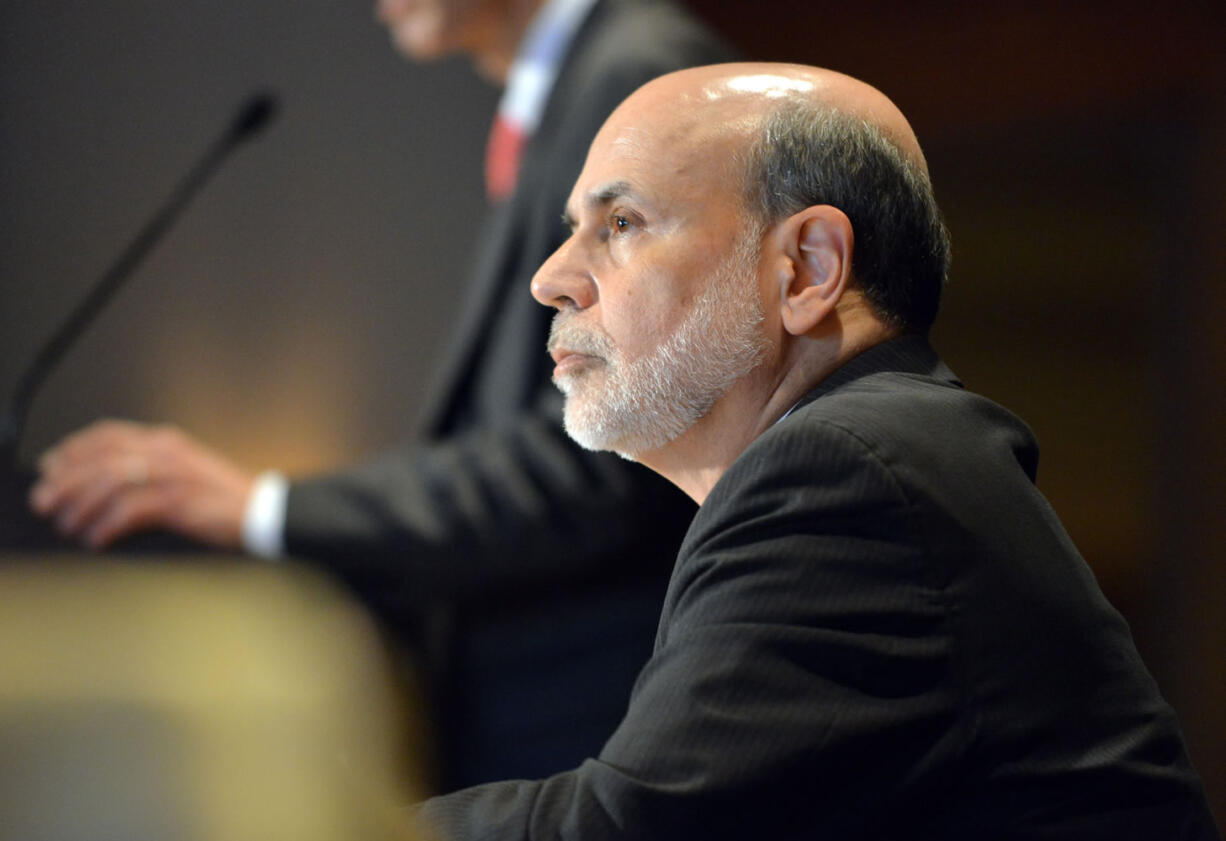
xmin=0 ymin=552 xmax=428 ymax=841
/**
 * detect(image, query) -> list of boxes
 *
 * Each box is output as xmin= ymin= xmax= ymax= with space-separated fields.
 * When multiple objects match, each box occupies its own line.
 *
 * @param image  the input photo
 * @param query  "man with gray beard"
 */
xmin=413 ymin=62 xmax=1220 ymax=841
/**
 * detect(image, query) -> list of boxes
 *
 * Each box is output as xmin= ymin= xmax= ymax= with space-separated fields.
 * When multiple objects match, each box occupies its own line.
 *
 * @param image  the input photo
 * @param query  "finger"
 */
xmin=40 ymin=419 xmax=142 ymax=474
xmin=84 ymin=487 xmax=169 ymax=549
xmin=29 ymin=456 xmax=110 ymax=518
xmin=29 ymin=474 xmax=64 ymax=516
xmin=54 ymin=455 xmax=146 ymax=538
xmin=33 ymin=422 xmax=150 ymax=512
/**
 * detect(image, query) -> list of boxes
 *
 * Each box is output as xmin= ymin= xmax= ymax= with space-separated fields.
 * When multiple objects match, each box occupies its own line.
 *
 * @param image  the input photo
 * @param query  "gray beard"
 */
xmin=549 ymin=237 xmax=767 ymax=458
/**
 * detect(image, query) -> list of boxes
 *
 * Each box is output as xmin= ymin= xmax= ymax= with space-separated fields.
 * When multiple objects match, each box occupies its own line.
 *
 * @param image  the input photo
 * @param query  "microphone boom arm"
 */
xmin=0 ymin=92 xmax=278 ymax=469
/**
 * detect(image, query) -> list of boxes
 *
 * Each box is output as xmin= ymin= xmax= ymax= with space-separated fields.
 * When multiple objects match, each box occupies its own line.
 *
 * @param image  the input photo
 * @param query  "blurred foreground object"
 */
xmin=0 ymin=556 xmax=427 ymax=841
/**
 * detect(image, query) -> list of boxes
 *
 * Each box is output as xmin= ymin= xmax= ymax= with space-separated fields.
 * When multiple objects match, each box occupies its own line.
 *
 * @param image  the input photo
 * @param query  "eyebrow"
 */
xmin=562 ymin=180 xmax=642 ymax=231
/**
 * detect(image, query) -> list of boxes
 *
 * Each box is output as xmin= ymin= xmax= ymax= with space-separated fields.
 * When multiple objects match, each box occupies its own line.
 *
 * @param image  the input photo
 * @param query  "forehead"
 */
xmin=568 ymin=97 xmax=748 ymax=218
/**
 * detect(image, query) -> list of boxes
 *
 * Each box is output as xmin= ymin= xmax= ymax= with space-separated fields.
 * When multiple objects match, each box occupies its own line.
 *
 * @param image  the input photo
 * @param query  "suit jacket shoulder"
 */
xmin=666 ymin=335 xmax=1215 ymax=838
xmin=418 ymin=337 xmax=1219 ymax=840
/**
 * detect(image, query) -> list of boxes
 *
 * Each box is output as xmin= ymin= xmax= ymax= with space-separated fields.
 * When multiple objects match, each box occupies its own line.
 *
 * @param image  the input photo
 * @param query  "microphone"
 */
xmin=0 ymin=91 xmax=280 ymax=471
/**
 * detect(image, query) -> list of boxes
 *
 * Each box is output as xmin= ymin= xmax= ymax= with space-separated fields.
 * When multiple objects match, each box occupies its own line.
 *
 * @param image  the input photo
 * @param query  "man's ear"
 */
xmin=773 ymin=205 xmax=854 ymax=336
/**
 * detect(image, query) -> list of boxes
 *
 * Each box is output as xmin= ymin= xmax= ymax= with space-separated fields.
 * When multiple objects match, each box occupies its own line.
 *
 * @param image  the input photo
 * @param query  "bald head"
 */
xmin=617 ymin=62 xmax=927 ymax=171
xmin=595 ymin=62 xmax=949 ymax=333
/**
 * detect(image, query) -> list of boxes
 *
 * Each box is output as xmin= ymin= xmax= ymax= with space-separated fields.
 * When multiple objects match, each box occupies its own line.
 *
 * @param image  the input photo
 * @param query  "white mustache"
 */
xmin=547 ymin=316 xmax=614 ymax=360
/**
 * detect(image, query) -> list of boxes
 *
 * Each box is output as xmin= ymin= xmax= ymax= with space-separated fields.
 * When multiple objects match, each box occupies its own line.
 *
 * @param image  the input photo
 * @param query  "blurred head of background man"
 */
xmin=533 ymin=62 xmax=948 ymax=498
xmin=376 ymin=0 xmax=546 ymax=80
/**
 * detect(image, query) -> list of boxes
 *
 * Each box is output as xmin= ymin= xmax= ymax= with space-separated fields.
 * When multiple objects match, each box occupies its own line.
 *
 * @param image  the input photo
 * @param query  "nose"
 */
xmin=531 ymin=237 xmax=597 ymax=311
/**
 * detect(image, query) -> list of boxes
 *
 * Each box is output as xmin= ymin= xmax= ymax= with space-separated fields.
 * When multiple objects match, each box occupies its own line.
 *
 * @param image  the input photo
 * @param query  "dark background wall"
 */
xmin=2 ymin=0 xmax=1222 ymax=825
xmin=1 ymin=0 xmax=496 ymax=472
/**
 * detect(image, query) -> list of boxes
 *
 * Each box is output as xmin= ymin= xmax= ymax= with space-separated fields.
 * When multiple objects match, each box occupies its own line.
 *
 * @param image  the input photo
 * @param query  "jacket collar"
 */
xmin=790 ymin=334 xmax=961 ymax=416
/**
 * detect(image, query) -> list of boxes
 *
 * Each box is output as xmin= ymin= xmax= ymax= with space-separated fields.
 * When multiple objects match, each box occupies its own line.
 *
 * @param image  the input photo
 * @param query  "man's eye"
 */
xmin=611 ymin=215 xmax=630 ymax=233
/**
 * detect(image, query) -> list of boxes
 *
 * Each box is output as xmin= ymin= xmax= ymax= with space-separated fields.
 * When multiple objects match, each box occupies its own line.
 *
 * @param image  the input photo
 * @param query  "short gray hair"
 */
xmin=743 ymin=101 xmax=950 ymax=333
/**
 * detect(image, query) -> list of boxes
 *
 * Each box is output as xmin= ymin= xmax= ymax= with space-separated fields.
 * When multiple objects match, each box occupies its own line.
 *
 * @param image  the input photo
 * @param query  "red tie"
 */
xmin=485 ymin=114 xmax=527 ymax=202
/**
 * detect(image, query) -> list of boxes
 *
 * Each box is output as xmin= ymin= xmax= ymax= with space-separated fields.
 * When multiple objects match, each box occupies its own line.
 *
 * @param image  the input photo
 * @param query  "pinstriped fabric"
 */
xmin=416 ymin=336 xmax=1217 ymax=840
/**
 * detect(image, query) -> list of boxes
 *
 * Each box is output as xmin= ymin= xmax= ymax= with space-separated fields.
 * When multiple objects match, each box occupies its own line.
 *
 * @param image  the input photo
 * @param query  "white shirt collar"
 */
xmin=498 ymin=0 xmax=600 ymax=134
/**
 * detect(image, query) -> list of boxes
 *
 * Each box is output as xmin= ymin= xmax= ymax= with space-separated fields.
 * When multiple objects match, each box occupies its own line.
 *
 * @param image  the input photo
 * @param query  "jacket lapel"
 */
xmin=414 ymin=198 xmax=522 ymax=437
xmin=413 ymin=3 xmax=614 ymax=437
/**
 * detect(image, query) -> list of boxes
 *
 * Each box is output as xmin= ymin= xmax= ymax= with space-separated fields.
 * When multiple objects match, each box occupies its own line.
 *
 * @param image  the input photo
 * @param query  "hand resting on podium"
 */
xmin=29 ymin=419 xmax=255 ymax=551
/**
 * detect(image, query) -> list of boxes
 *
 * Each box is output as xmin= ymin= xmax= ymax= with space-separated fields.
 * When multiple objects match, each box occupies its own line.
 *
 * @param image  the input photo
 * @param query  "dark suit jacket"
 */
xmin=416 ymin=336 xmax=1219 ymax=839
xmin=278 ymin=0 xmax=731 ymax=789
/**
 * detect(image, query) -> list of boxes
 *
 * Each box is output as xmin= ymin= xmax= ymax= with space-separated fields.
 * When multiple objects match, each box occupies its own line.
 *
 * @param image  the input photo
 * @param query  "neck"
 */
xmin=636 ymin=315 xmax=898 ymax=505
xmin=634 ymin=370 xmax=781 ymax=504
xmin=472 ymin=0 xmax=548 ymax=84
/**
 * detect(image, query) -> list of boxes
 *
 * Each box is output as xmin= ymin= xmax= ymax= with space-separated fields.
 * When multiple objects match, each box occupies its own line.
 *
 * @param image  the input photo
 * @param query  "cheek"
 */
xmin=601 ymin=265 xmax=689 ymax=361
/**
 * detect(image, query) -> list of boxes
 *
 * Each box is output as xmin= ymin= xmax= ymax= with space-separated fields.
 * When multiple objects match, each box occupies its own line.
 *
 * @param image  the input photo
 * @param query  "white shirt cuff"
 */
xmin=242 ymin=470 xmax=289 ymax=559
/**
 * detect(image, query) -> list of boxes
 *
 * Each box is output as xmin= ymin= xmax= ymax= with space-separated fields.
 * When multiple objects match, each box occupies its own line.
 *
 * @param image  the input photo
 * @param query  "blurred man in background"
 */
xmin=31 ymin=0 xmax=730 ymax=792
